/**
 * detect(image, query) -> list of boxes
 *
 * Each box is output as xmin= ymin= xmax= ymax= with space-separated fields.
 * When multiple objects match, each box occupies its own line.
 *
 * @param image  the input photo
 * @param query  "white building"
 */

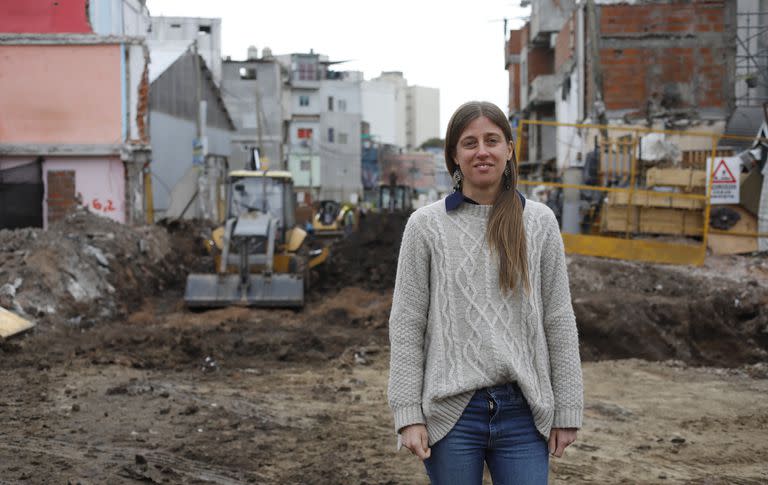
xmin=362 ymin=72 xmax=408 ymax=147
xmin=278 ymin=52 xmax=362 ymax=204
xmin=361 ymin=72 xmax=440 ymax=150
xmin=407 ymin=85 xmax=441 ymax=149
xmin=148 ymin=16 xmax=223 ymax=85
xmin=318 ymin=73 xmax=363 ymax=202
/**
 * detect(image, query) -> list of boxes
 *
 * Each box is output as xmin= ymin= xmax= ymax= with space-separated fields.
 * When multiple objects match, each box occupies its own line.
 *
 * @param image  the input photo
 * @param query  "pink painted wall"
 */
xmin=0 ymin=45 xmax=122 ymax=144
xmin=0 ymin=0 xmax=92 ymax=34
xmin=43 ymin=158 xmax=126 ymax=226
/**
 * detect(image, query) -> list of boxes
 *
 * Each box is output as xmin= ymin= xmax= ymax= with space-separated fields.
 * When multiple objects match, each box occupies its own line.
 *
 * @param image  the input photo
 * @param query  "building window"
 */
xmin=328 ymin=96 xmax=334 ymax=111
xmin=198 ymin=25 xmax=211 ymax=34
xmin=301 ymin=160 xmax=311 ymax=171
xmin=338 ymin=99 xmax=347 ymax=112
xmin=298 ymin=128 xmax=313 ymax=139
xmin=299 ymin=95 xmax=310 ymax=107
xmin=328 ymin=128 xmax=335 ymax=143
xmin=239 ymin=67 xmax=256 ymax=80
xmin=338 ymin=132 xmax=348 ymax=144
xmin=298 ymin=62 xmax=316 ymax=81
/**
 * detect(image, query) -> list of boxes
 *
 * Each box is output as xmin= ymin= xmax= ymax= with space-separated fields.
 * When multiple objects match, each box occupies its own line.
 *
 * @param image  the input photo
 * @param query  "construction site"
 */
xmin=0 ymin=199 xmax=766 ymax=483
xmin=1 ymin=0 xmax=768 ymax=484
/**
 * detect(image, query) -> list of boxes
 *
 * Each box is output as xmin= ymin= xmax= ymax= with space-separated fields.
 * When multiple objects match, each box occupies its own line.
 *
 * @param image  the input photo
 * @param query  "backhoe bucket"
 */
xmin=184 ymin=273 xmax=304 ymax=309
xmin=313 ymin=229 xmax=345 ymax=239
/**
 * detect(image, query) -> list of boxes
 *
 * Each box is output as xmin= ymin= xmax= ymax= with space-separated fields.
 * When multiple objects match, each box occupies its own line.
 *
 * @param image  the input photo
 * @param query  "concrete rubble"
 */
xmin=0 ymin=207 xmax=189 ymax=327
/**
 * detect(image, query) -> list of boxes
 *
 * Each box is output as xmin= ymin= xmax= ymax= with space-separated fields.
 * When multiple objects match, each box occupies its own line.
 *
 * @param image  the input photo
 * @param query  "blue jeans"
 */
xmin=424 ymin=383 xmax=549 ymax=485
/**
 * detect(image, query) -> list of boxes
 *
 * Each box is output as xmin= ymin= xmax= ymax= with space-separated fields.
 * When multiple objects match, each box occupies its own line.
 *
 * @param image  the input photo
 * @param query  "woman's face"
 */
xmin=454 ymin=116 xmax=514 ymax=195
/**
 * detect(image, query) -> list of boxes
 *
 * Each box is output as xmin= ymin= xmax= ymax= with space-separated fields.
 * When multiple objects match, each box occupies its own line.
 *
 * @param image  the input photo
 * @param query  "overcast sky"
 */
xmin=145 ymin=0 xmax=530 ymax=135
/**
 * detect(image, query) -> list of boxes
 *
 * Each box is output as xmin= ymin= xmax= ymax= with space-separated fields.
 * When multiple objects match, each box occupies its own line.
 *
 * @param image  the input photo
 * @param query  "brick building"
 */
xmin=507 ymin=0 xmax=738 ymax=176
xmin=379 ymin=149 xmax=437 ymax=195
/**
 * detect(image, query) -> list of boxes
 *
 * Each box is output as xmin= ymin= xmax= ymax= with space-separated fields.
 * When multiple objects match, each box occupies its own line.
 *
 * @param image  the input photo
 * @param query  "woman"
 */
xmin=388 ymin=101 xmax=583 ymax=484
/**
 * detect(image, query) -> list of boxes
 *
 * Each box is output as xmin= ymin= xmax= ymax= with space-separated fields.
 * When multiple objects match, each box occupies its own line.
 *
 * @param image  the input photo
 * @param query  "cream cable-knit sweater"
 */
xmin=388 ymin=198 xmax=583 ymax=446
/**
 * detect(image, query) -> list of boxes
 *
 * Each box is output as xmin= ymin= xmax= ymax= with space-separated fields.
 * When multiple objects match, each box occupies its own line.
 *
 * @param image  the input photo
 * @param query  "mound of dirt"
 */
xmin=0 ymin=209 xmax=199 ymax=326
xmin=311 ymin=212 xmax=410 ymax=294
xmin=569 ymin=256 xmax=768 ymax=367
xmin=313 ymin=210 xmax=768 ymax=368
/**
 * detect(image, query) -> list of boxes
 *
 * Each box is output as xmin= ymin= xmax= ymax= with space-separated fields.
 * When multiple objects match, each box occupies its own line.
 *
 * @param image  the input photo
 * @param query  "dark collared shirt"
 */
xmin=445 ymin=190 xmax=527 ymax=212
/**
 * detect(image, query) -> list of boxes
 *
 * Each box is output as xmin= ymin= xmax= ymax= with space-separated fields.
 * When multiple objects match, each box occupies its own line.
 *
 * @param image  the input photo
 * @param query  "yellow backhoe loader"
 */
xmin=184 ymin=170 xmax=328 ymax=309
xmin=312 ymin=200 xmax=357 ymax=239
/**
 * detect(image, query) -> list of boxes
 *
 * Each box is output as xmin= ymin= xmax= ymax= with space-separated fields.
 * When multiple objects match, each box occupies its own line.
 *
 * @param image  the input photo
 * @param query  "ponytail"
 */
xmin=487 ymin=156 xmax=529 ymax=294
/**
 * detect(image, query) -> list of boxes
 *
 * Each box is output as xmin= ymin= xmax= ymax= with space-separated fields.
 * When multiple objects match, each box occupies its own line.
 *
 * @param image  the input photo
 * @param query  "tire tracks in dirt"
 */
xmin=0 ymin=435 xmax=266 ymax=484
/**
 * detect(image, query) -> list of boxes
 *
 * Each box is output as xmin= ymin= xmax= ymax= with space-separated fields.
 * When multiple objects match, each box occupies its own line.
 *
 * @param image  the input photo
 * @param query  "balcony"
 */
xmin=528 ymin=75 xmax=556 ymax=106
xmin=291 ymin=77 xmax=320 ymax=90
xmin=530 ymin=0 xmax=575 ymax=44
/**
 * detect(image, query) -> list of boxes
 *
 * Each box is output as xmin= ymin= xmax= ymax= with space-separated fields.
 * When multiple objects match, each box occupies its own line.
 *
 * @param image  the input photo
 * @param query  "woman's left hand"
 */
xmin=548 ymin=427 xmax=577 ymax=458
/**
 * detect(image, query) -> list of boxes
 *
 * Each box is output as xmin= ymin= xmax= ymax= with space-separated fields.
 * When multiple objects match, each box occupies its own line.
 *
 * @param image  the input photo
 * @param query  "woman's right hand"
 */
xmin=400 ymin=424 xmax=431 ymax=460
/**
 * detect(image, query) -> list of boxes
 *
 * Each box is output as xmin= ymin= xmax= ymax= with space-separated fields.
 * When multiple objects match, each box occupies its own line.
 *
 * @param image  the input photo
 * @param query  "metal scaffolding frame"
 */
xmin=736 ymin=11 xmax=768 ymax=106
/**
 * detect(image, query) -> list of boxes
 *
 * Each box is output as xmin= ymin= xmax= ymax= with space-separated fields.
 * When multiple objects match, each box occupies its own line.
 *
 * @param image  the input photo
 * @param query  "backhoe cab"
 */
xmin=312 ymin=199 xmax=357 ymax=239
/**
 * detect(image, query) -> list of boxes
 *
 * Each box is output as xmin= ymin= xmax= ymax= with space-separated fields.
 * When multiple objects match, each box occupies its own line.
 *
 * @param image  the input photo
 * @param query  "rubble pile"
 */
xmin=0 ymin=208 xmax=190 ymax=326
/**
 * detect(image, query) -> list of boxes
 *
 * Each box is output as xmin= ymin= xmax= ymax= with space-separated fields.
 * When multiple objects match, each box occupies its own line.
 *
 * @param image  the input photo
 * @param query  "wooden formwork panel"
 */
xmin=682 ymin=150 xmax=733 ymax=170
xmin=607 ymin=191 xmax=705 ymax=210
xmin=646 ymin=168 xmax=706 ymax=190
xmin=601 ymin=205 xmax=703 ymax=236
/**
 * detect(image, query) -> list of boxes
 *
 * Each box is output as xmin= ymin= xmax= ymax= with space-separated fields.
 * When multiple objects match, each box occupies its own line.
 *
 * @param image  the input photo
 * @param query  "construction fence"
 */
xmin=515 ymin=120 xmax=768 ymax=265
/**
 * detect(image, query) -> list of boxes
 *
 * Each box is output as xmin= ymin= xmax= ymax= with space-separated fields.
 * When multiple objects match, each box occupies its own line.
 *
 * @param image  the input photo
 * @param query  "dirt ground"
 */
xmin=1 ymin=211 xmax=767 ymax=484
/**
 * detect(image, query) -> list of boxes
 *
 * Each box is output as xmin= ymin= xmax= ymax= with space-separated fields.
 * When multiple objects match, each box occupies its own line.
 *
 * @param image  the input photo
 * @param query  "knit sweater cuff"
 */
xmin=392 ymin=404 xmax=426 ymax=433
xmin=553 ymin=407 xmax=583 ymax=429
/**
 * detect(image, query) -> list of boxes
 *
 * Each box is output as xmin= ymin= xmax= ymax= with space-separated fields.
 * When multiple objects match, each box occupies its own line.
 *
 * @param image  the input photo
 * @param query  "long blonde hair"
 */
xmin=444 ymin=101 xmax=529 ymax=293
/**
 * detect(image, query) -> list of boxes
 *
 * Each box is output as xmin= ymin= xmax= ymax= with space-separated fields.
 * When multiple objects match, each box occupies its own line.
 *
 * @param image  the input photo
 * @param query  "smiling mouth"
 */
xmin=474 ymin=163 xmax=494 ymax=169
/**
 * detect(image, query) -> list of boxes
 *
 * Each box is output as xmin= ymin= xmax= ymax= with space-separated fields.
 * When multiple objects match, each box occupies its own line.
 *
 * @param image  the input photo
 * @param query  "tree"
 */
xmin=419 ymin=138 xmax=445 ymax=150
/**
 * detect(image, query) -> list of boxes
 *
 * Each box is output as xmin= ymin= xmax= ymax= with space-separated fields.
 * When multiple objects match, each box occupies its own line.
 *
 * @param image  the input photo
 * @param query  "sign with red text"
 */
xmin=706 ymin=157 xmax=740 ymax=204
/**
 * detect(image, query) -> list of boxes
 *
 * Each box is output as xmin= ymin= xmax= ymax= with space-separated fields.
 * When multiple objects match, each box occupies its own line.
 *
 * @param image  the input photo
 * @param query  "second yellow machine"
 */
xmin=312 ymin=200 xmax=357 ymax=239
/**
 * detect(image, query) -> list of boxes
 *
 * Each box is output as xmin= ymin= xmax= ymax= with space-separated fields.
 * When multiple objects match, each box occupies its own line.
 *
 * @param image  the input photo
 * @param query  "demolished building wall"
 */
xmin=589 ymin=0 xmax=735 ymax=122
xmin=506 ymin=29 xmax=524 ymax=116
xmin=149 ymin=50 xmax=236 ymax=221
xmin=545 ymin=0 xmax=736 ymax=169
xmin=0 ymin=0 xmax=152 ymax=229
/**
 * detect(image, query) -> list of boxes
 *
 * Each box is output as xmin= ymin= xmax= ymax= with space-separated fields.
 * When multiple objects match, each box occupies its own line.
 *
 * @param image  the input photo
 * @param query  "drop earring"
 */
xmin=452 ymin=168 xmax=463 ymax=191
xmin=503 ymin=162 xmax=512 ymax=191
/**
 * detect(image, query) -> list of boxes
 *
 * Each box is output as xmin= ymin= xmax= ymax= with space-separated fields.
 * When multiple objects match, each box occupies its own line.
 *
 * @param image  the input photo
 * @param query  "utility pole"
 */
xmin=254 ymin=81 xmax=266 ymax=169
xmin=586 ymin=0 xmax=608 ymax=138
xmin=194 ymin=40 xmax=202 ymax=140
xmin=192 ymin=39 xmax=211 ymax=219
xmin=193 ymin=40 xmax=203 ymax=219
xmin=307 ymin=136 xmax=314 ymax=203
